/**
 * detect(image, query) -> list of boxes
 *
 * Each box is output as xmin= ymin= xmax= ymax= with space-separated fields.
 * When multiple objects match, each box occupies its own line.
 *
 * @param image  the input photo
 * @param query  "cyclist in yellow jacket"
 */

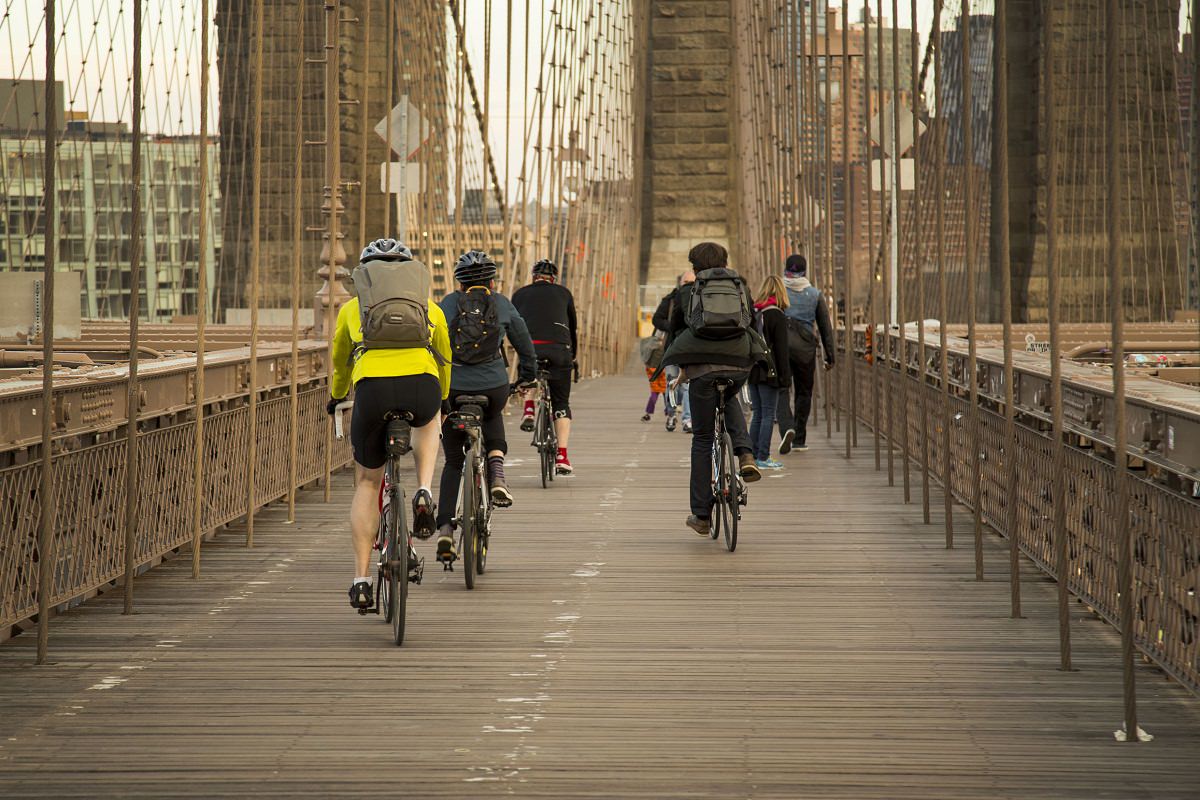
xmin=327 ymin=238 xmax=452 ymax=611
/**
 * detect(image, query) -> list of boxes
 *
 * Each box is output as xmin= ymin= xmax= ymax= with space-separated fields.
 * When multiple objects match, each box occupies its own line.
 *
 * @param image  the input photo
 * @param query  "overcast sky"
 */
xmin=4 ymin=0 xmax=1193 ymax=201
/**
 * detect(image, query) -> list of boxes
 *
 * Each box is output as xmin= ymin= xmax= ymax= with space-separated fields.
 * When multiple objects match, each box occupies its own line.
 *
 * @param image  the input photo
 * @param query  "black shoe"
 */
xmin=779 ymin=429 xmax=795 ymax=455
xmin=686 ymin=515 xmax=712 ymax=536
xmin=412 ymin=489 xmax=436 ymax=540
xmin=641 ymin=413 xmax=652 ymax=422
xmin=520 ymin=412 xmax=535 ymax=433
xmin=666 ymin=415 xmax=677 ymax=432
xmin=348 ymin=580 xmax=373 ymax=610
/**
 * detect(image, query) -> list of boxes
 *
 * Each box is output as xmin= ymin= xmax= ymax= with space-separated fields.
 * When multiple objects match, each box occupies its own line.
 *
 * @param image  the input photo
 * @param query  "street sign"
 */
xmin=380 ymin=162 xmax=420 ymax=194
xmin=374 ymin=98 xmax=426 ymax=159
xmin=870 ymin=158 xmax=916 ymax=191
xmin=868 ymin=101 xmax=926 ymax=158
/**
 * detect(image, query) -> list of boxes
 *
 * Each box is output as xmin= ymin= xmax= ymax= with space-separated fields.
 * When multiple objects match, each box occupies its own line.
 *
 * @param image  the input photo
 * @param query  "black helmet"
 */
xmin=360 ymin=238 xmax=413 ymax=264
xmin=454 ymin=250 xmax=497 ymax=286
xmin=532 ymin=258 xmax=559 ymax=278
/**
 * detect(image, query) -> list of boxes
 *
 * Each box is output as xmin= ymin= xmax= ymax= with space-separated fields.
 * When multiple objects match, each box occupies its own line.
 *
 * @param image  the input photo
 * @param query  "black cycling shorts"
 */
xmin=534 ymin=343 xmax=572 ymax=419
xmin=350 ymin=374 xmax=441 ymax=469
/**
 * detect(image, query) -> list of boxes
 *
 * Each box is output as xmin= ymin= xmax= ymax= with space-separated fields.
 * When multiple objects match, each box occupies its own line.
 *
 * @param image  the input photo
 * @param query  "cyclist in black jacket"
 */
xmin=511 ymin=259 xmax=578 ymax=475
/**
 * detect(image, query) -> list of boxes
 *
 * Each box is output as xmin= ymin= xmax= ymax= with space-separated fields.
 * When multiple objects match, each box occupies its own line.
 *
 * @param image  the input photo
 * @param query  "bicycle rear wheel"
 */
xmin=461 ymin=455 xmax=477 ymax=590
xmin=535 ymin=405 xmax=550 ymax=488
xmin=476 ymin=495 xmax=489 ymax=576
xmin=377 ymin=508 xmax=392 ymax=623
xmin=389 ymin=483 xmax=409 ymax=645
xmin=709 ymin=437 xmax=722 ymax=540
xmin=722 ymin=431 xmax=738 ymax=552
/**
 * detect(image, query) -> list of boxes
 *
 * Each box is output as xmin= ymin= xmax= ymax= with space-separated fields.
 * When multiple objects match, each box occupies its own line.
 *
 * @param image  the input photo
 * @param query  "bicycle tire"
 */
xmin=722 ymin=430 xmax=738 ymax=552
xmin=461 ymin=453 xmax=477 ymax=590
xmin=377 ymin=505 xmax=392 ymax=624
xmin=709 ymin=432 xmax=722 ymax=540
xmin=476 ymin=491 xmax=488 ymax=575
xmin=541 ymin=409 xmax=555 ymax=488
xmin=390 ymin=481 xmax=408 ymax=645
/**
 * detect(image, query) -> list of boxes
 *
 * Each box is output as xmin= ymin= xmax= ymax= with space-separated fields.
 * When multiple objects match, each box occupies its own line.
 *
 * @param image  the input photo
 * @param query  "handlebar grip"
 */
xmin=333 ymin=401 xmax=353 ymax=441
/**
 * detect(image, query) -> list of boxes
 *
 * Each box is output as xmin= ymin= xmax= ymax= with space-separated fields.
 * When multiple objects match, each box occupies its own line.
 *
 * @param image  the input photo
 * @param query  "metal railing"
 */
xmin=838 ymin=328 xmax=1200 ymax=696
xmin=0 ymin=344 xmax=351 ymax=641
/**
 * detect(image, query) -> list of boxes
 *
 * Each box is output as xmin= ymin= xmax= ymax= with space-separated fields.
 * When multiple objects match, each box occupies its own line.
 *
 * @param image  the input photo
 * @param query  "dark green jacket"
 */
xmin=658 ymin=281 xmax=757 ymax=371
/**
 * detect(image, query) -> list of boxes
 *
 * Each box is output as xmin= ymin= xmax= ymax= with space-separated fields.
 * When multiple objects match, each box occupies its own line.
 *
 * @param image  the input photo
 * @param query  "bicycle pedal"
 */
xmin=356 ymin=606 xmax=372 ymax=616
xmin=410 ymin=558 xmax=424 ymax=584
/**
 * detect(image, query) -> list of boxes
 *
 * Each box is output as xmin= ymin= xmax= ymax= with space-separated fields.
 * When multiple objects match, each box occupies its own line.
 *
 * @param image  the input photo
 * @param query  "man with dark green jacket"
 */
xmin=659 ymin=242 xmax=764 ymax=536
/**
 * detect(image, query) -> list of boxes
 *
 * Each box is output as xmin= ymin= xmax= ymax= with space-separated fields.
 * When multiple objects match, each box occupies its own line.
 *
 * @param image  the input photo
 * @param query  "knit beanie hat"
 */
xmin=784 ymin=254 xmax=807 ymax=276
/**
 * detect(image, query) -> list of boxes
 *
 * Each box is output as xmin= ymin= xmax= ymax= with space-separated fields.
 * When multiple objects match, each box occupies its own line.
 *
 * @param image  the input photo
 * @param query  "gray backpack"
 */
xmin=351 ymin=259 xmax=435 ymax=354
xmin=687 ymin=268 xmax=752 ymax=340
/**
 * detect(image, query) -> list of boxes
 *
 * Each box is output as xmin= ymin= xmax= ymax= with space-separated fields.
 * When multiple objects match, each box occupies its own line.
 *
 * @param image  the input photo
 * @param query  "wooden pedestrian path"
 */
xmin=2 ymin=374 xmax=1198 ymax=798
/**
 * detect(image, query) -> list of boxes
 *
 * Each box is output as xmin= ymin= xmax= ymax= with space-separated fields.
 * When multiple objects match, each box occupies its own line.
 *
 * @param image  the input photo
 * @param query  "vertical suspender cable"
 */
xmin=383 ymin=2 xmax=394 ymax=235
xmin=892 ymin=0 xmax=909 ymax=502
xmin=962 ymin=0 xmax=983 ymax=580
xmin=824 ymin=1 xmax=837 ymax=438
xmin=1109 ymin=0 xmax=1138 ymax=740
xmin=503 ymin=0 xmax=514 ymax=283
xmin=1046 ymin=0 xmax=1072 ymax=671
xmin=996 ymin=0 xmax=1021 ymax=614
xmin=843 ymin=0 xmax=854 ymax=460
xmin=245 ymin=0 xmax=266 ymax=547
xmin=123 ymin=0 xmax=146 ymax=614
xmin=935 ymin=0 xmax=954 ymax=548
xmin=287 ymin=0 xmax=306 ymax=525
xmin=194 ymin=0 xmax=212 ymax=574
xmin=866 ymin=0 xmax=881 ymax=472
xmin=36 ymin=0 xmax=59 ymax=663
xmin=912 ymin=0 xmax=930 ymax=523
xmin=993 ymin=0 xmax=1021 ymax=610
xmin=358 ymin=0 xmax=372 ymax=250
xmin=878 ymin=0 xmax=893 ymax=486
xmin=320 ymin=0 xmax=345 ymax=503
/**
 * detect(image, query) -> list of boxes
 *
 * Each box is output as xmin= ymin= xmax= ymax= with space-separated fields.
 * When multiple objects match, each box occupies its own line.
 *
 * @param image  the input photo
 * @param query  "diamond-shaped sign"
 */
xmin=869 ymin=101 xmax=926 ymax=158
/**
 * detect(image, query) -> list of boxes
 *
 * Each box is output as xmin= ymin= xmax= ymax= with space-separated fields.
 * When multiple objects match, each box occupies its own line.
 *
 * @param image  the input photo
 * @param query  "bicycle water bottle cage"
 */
xmin=385 ymin=416 xmax=413 ymax=457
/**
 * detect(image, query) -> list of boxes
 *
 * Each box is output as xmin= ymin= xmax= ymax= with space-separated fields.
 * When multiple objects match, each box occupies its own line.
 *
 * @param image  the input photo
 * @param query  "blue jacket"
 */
xmin=438 ymin=290 xmax=538 ymax=391
xmin=783 ymin=276 xmax=837 ymax=364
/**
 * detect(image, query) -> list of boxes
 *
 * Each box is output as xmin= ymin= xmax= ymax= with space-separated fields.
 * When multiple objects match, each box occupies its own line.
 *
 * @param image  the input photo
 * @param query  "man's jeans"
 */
xmin=688 ymin=371 xmax=752 ymax=518
xmin=748 ymin=382 xmax=781 ymax=462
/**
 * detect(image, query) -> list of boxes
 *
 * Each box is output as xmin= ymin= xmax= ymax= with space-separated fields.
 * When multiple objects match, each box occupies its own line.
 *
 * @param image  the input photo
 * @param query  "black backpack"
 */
xmin=687 ymin=268 xmax=752 ymax=340
xmin=449 ymin=288 xmax=503 ymax=365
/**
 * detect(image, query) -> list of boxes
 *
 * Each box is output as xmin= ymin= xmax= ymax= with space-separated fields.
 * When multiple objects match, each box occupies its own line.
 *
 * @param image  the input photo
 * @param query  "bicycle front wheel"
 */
xmin=461 ymin=456 xmax=477 ymax=590
xmin=389 ymin=484 xmax=409 ymax=645
xmin=722 ymin=431 xmax=738 ymax=552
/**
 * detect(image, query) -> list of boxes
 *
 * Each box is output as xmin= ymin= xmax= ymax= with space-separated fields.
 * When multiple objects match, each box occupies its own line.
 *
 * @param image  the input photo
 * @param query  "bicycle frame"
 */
xmin=452 ymin=408 xmax=491 ymax=538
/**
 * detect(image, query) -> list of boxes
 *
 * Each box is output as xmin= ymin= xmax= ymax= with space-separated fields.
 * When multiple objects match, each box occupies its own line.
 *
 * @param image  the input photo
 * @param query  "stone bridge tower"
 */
xmin=214 ymin=1 xmax=446 ymax=318
xmin=639 ymin=0 xmax=738 ymax=303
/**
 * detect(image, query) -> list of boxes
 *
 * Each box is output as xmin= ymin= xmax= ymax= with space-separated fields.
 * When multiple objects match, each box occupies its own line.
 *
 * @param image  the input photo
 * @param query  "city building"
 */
xmin=1 ymin=80 xmax=220 ymax=321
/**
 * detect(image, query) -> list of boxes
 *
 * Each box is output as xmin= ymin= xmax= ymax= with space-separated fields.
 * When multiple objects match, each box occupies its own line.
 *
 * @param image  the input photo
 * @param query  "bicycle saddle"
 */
xmin=455 ymin=395 xmax=490 ymax=408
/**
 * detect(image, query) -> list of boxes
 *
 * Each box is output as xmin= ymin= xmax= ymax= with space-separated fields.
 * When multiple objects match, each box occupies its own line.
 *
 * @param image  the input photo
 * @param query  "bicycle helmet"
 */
xmin=359 ymin=238 xmax=413 ymax=264
xmin=532 ymin=258 xmax=559 ymax=279
xmin=454 ymin=249 xmax=498 ymax=285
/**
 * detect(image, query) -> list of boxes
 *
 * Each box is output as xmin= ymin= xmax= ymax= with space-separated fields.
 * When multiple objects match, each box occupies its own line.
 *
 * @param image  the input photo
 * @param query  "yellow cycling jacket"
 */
xmin=330 ymin=296 xmax=452 ymax=400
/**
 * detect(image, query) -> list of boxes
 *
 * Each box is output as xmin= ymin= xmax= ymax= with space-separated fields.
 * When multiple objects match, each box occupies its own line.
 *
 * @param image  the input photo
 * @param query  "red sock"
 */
xmin=524 ymin=400 xmax=535 ymax=415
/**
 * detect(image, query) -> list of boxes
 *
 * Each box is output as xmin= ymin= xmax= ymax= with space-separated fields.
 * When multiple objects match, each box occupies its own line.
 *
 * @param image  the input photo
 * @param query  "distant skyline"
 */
xmin=3 ymin=0 xmax=1194 ymax=204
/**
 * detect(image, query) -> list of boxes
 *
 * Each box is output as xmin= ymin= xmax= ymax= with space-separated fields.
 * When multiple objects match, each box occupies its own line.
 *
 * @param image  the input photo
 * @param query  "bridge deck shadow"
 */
xmin=2 ymin=374 xmax=1198 ymax=798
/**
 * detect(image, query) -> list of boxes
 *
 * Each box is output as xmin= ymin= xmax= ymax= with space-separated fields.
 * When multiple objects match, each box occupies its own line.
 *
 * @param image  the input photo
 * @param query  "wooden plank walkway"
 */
xmin=2 ymin=374 xmax=1199 ymax=798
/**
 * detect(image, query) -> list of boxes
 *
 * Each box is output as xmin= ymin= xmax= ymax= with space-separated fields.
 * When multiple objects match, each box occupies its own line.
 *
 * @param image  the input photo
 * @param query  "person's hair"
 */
xmin=756 ymin=275 xmax=790 ymax=310
xmin=784 ymin=253 xmax=807 ymax=276
xmin=687 ymin=242 xmax=728 ymax=271
xmin=677 ymin=269 xmax=696 ymax=287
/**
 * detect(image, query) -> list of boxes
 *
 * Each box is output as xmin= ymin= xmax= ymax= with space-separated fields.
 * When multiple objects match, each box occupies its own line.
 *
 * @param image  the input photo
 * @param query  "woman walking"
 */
xmin=748 ymin=275 xmax=792 ymax=469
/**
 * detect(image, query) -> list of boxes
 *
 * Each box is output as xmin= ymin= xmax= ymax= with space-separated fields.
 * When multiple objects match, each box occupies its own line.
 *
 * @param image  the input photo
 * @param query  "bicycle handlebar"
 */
xmin=333 ymin=400 xmax=354 ymax=440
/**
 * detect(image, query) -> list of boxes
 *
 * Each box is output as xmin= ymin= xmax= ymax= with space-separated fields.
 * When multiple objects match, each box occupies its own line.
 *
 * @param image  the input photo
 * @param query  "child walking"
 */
xmin=643 ymin=367 xmax=668 ymax=421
